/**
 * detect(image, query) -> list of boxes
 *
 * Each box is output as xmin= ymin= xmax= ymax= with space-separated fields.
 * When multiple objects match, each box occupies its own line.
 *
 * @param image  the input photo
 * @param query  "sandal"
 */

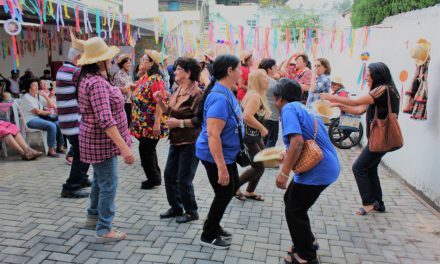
xmin=95 ymin=229 xmax=126 ymax=243
xmin=244 ymin=193 xmax=264 ymax=201
xmin=288 ymin=239 xmax=319 ymax=256
xmin=234 ymin=192 xmax=246 ymax=201
xmin=356 ymin=201 xmax=380 ymax=216
xmin=284 ymin=254 xmax=319 ymax=264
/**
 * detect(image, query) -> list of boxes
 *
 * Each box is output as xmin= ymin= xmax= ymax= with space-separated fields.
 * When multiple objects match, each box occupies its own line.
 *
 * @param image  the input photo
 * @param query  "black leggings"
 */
xmin=201 ymin=160 xmax=239 ymax=241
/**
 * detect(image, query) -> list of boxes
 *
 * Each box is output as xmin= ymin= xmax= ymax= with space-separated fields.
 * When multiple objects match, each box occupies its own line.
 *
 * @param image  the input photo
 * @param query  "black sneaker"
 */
xmin=81 ymin=179 xmax=92 ymax=188
xmin=176 ymin=213 xmax=199 ymax=223
xmin=160 ymin=208 xmax=183 ymax=219
xmin=218 ymin=227 xmax=232 ymax=240
xmin=141 ymin=180 xmax=161 ymax=190
xmin=61 ymin=189 xmax=89 ymax=198
xmin=200 ymin=235 xmax=231 ymax=249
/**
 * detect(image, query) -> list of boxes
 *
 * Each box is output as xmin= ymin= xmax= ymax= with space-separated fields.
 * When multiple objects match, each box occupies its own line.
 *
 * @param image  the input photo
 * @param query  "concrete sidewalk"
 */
xmin=0 ymin=140 xmax=439 ymax=264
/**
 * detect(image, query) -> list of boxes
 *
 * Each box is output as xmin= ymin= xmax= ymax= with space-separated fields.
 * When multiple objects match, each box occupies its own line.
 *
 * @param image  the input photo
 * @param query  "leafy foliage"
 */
xmin=351 ymin=0 xmax=440 ymax=28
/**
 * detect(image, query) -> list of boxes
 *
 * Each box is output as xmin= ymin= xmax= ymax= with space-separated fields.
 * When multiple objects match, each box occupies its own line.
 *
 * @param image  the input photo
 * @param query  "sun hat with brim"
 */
xmin=116 ymin=53 xmax=132 ymax=64
xmin=253 ymin=146 xmax=285 ymax=168
xmin=240 ymin=50 xmax=253 ymax=63
xmin=145 ymin=49 xmax=164 ymax=65
xmin=312 ymin=100 xmax=341 ymax=124
xmin=410 ymin=38 xmax=431 ymax=66
xmin=331 ymin=76 xmax=344 ymax=86
xmin=204 ymin=48 xmax=215 ymax=61
xmin=77 ymin=37 xmax=120 ymax=66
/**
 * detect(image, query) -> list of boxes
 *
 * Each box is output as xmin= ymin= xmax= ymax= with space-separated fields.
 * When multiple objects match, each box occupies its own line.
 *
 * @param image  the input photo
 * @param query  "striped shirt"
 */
xmin=55 ymin=61 xmax=81 ymax=136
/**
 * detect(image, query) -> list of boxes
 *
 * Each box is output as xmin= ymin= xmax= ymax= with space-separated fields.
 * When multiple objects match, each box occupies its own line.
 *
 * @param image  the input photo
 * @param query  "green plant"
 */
xmin=351 ymin=0 xmax=440 ymax=28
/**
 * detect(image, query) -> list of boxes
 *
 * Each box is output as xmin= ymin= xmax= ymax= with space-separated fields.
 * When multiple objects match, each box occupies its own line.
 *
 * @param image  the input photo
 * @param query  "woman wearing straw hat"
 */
xmin=131 ymin=50 xmax=169 ymax=190
xmin=320 ymin=62 xmax=400 ymax=215
xmin=113 ymin=53 xmax=135 ymax=127
xmin=330 ymin=76 xmax=349 ymax=99
xmin=76 ymin=37 xmax=134 ymax=242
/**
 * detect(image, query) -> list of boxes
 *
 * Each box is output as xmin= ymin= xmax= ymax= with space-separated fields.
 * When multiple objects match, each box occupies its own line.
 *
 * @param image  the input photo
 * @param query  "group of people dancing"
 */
xmin=0 ymin=29 xmax=401 ymax=263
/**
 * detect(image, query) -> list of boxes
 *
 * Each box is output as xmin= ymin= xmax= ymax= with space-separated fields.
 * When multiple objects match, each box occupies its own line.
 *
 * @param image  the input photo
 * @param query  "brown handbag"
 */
xmin=292 ymin=114 xmax=323 ymax=174
xmin=369 ymin=86 xmax=404 ymax=152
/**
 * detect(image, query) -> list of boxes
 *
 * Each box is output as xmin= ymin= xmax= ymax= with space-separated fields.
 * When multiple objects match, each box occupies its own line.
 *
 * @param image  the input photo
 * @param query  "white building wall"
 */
xmin=321 ymin=5 xmax=440 ymax=207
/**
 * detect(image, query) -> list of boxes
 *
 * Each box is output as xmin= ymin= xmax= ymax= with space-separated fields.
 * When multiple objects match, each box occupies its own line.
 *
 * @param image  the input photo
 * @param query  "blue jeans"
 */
xmin=27 ymin=117 xmax=64 ymax=148
xmin=87 ymin=157 xmax=118 ymax=236
xmin=164 ymin=144 xmax=199 ymax=214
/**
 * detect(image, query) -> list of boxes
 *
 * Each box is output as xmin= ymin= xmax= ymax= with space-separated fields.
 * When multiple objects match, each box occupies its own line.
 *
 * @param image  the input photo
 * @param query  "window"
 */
xmin=247 ymin=19 xmax=257 ymax=28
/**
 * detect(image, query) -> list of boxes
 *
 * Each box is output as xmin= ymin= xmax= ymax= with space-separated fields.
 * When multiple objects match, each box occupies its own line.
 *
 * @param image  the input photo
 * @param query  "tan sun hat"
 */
xmin=145 ymin=49 xmax=164 ymax=65
xmin=240 ymin=50 xmax=253 ymax=63
xmin=116 ymin=53 xmax=132 ymax=65
xmin=410 ymin=38 xmax=431 ymax=66
xmin=70 ymin=29 xmax=84 ymax=52
xmin=253 ymin=146 xmax=285 ymax=168
xmin=312 ymin=100 xmax=341 ymax=124
xmin=204 ymin=48 xmax=215 ymax=62
xmin=331 ymin=76 xmax=344 ymax=86
xmin=77 ymin=37 xmax=120 ymax=65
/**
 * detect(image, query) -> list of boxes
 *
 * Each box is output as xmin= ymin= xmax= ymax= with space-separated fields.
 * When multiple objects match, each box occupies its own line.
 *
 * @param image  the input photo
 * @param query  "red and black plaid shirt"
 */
xmin=78 ymin=73 xmax=132 ymax=164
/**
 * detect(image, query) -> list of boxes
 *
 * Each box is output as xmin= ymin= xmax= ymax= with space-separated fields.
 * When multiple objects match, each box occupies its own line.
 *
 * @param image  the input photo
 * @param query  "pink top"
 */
xmin=78 ymin=73 xmax=132 ymax=164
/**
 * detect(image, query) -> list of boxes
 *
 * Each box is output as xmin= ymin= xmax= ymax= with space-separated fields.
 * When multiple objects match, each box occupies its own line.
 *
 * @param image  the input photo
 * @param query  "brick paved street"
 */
xmin=1 ymin=139 xmax=440 ymax=264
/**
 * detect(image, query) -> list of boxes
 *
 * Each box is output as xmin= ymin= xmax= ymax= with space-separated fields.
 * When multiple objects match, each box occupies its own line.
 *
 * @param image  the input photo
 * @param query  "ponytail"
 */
xmin=196 ymin=77 xmax=216 ymax=124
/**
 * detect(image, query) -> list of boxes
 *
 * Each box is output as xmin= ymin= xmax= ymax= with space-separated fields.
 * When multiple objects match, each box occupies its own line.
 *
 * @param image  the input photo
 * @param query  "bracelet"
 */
xmin=279 ymin=171 xmax=290 ymax=179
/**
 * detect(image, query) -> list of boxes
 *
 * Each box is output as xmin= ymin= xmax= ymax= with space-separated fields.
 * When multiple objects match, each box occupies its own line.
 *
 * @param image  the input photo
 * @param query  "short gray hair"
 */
xmin=68 ymin=48 xmax=83 ymax=61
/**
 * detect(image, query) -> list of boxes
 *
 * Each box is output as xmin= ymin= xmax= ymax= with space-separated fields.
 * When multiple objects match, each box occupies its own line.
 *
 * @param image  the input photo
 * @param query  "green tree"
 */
xmin=351 ymin=0 xmax=440 ymax=28
xmin=278 ymin=7 xmax=321 ymax=40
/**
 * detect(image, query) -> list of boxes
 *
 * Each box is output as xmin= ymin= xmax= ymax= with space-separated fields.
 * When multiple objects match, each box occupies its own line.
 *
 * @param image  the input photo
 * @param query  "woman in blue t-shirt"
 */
xmin=195 ymin=54 xmax=243 ymax=250
xmin=273 ymin=78 xmax=340 ymax=264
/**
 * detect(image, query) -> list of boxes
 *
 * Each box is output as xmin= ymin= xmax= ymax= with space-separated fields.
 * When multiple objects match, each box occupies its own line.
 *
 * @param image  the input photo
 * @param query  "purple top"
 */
xmin=78 ymin=73 xmax=132 ymax=164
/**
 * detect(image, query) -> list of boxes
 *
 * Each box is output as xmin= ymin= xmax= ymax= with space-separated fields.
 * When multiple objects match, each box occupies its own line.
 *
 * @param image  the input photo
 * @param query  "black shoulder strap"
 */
xmin=211 ymin=90 xmax=245 ymax=149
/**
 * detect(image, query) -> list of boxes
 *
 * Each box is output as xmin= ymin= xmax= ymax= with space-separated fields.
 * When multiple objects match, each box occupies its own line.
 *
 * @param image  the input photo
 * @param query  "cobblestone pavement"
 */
xmin=1 ymin=139 xmax=440 ymax=264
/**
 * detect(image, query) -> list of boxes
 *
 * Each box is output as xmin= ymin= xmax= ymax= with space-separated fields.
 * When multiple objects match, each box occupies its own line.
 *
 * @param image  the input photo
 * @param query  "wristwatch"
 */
xmin=179 ymin=120 xmax=185 ymax=128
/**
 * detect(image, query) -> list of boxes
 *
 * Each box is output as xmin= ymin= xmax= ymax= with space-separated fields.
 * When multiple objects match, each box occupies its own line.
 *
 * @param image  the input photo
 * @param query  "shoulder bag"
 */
xmin=369 ymin=87 xmax=403 ymax=152
xmin=292 ymin=113 xmax=323 ymax=174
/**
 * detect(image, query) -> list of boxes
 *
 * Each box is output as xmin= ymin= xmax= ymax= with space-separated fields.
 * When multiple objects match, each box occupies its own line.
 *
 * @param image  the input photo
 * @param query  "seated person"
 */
xmin=0 ymin=119 xmax=43 ymax=160
xmin=20 ymin=78 xmax=65 ymax=157
xmin=330 ymin=76 xmax=349 ymax=98
xmin=38 ymin=78 xmax=57 ymax=114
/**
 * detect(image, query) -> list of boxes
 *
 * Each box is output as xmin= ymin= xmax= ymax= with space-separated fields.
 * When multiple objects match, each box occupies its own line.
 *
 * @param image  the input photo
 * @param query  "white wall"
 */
xmin=320 ymin=5 xmax=440 ymax=207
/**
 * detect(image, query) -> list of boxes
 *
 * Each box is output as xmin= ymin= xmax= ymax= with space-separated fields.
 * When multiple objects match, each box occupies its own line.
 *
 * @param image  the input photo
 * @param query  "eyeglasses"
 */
xmin=314 ymin=64 xmax=322 ymax=68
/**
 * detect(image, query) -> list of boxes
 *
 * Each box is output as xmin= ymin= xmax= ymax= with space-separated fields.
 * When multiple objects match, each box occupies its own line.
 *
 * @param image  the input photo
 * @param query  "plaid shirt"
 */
xmin=78 ymin=74 xmax=132 ymax=164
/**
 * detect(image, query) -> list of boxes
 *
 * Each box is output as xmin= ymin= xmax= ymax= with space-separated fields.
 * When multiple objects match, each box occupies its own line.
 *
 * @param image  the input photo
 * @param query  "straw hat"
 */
xmin=195 ymin=53 xmax=205 ymax=62
xmin=145 ymin=49 xmax=165 ymax=65
xmin=116 ymin=53 xmax=132 ymax=64
xmin=240 ymin=50 xmax=253 ymax=63
xmin=410 ymin=38 xmax=431 ymax=66
xmin=253 ymin=146 xmax=285 ymax=168
xmin=312 ymin=100 xmax=341 ymax=124
xmin=204 ymin=48 xmax=215 ymax=62
xmin=77 ymin=37 xmax=120 ymax=65
xmin=70 ymin=30 xmax=84 ymax=52
xmin=331 ymin=76 xmax=344 ymax=86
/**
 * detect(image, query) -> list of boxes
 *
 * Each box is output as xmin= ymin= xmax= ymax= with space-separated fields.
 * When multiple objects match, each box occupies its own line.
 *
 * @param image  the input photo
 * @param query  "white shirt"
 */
xmin=21 ymin=93 xmax=47 ymax=121
xmin=7 ymin=78 xmax=19 ymax=95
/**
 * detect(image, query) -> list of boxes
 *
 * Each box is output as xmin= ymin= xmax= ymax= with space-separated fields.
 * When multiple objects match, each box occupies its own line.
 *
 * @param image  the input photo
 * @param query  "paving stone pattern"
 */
xmin=0 ymin=140 xmax=440 ymax=264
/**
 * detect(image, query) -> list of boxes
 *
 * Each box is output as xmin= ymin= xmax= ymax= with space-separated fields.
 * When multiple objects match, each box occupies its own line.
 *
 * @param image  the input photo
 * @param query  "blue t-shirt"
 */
xmin=196 ymin=82 xmax=243 ymax=164
xmin=281 ymin=102 xmax=340 ymax=185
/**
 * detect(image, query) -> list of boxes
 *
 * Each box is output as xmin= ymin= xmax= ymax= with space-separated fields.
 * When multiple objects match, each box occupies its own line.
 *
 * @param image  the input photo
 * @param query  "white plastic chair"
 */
xmin=13 ymin=100 xmax=48 ymax=155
